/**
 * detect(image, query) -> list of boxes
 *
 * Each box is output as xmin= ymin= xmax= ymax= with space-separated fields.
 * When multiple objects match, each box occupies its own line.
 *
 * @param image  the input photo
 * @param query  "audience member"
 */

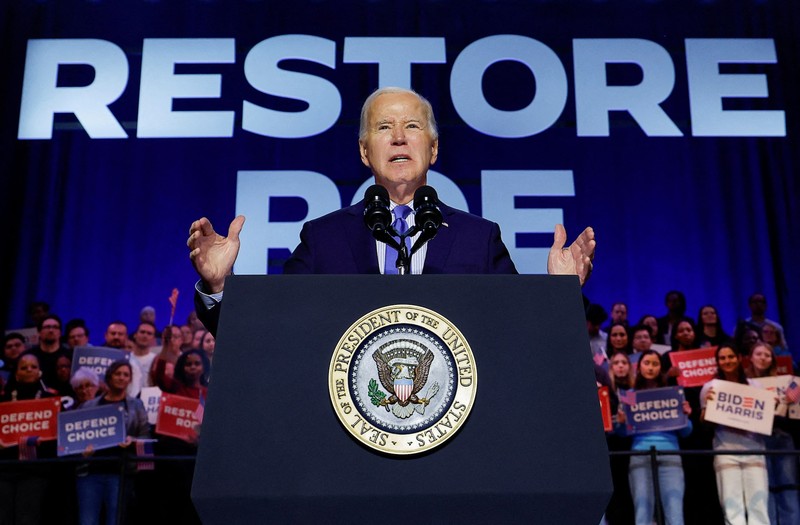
xmin=2 ymin=333 xmax=27 ymax=374
xmin=700 ymin=345 xmax=770 ymax=525
xmin=607 ymin=323 xmax=632 ymax=356
xmin=746 ymin=341 xmax=800 ymax=525
xmin=586 ymin=303 xmax=609 ymax=363
xmin=139 ymin=305 xmax=156 ymax=326
xmin=104 ymin=321 xmax=143 ymax=398
xmin=695 ymin=305 xmax=731 ymax=348
xmin=27 ymin=300 xmax=50 ymax=328
xmin=736 ymin=324 xmax=762 ymax=356
xmin=25 ymin=314 xmax=72 ymax=387
xmin=608 ymin=302 xmax=629 ymax=329
xmin=638 ymin=314 xmax=664 ymax=345
xmin=617 ymin=350 xmax=692 ymax=525
xmin=738 ymin=293 xmax=787 ymax=345
xmin=631 ymin=325 xmax=653 ymax=354
xmin=150 ymin=325 xmax=183 ymax=386
xmin=153 ymin=348 xmax=210 ymax=399
xmin=66 ymin=323 xmax=90 ymax=349
xmin=77 ymin=360 xmax=150 ymax=525
xmin=609 ymin=350 xmax=635 ymax=393
xmin=69 ymin=367 xmax=101 ymax=409
xmin=181 ymin=325 xmax=194 ymax=350
xmin=657 ymin=291 xmax=687 ymax=346
xmin=201 ymin=331 xmax=216 ymax=363
xmin=130 ymin=321 xmax=158 ymax=390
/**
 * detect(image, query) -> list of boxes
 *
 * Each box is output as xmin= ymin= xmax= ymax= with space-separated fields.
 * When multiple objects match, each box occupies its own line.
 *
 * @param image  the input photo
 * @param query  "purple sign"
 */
xmin=57 ymin=403 xmax=126 ymax=456
xmin=620 ymin=386 xmax=687 ymax=434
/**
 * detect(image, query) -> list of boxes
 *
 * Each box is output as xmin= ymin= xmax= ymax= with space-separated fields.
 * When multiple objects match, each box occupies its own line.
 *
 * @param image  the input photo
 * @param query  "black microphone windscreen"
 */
xmin=365 ymin=184 xmax=389 ymax=203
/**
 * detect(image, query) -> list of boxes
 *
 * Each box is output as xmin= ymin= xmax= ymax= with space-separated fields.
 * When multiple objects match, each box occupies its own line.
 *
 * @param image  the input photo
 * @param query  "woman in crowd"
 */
xmin=77 ymin=360 xmax=150 ymax=525
xmin=671 ymin=318 xmax=698 ymax=352
xmin=0 ymin=353 xmax=55 ymax=401
xmin=607 ymin=323 xmax=632 ymax=356
xmin=696 ymin=304 xmax=731 ymax=348
xmin=0 ymin=354 xmax=57 ymax=525
xmin=700 ymin=345 xmax=770 ymax=525
xmin=609 ymin=350 xmax=635 ymax=394
xmin=70 ymin=366 xmax=101 ymax=409
xmin=762 ymin=322 xmax=794 ymax=370
xmin=617 ymin=349 xmax=692 ymax=525
xmin=746 ymin=341 xmax=799 ymax=525
xmin=201 ymin=330 xmax=216 ymax=363
xmin=150 ymin=324 xmax=183 ymax=385
xmin=153 ymin=348 xmax=210 ymax=399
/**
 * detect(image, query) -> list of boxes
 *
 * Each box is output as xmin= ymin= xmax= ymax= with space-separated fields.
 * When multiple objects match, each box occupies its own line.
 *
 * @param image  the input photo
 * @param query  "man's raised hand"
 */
xmin=187 ymin=216 xmax=245 ymax=293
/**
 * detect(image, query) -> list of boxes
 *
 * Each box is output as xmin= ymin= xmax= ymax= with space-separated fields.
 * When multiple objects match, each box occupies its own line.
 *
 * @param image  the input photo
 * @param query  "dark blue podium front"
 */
xmin=192 ymin=275 xmax=611 ymax=524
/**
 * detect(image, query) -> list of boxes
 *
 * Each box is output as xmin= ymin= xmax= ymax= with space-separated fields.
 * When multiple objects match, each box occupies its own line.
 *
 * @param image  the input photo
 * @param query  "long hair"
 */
xmin=746 ymin=342 xmax=777 ymax=378
xmin=715 ymin=345 xmax=748 ymax=384
xmin=174 ymin=349 xmax=210 ymax=387
xmin=608 ymin=350 xmax=635 ymax=392
xmin=607 ymin=322 xmax=632 ymax=355
xmin=633 ymin=350 xmax=667 ymax=389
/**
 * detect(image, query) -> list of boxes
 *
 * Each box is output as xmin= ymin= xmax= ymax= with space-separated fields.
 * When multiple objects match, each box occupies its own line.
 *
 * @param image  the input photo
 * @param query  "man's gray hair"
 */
xmin=70 ymin=366 xmax=99 ymax=389
xmin=358 ymin=87 xmax=438 ymax=142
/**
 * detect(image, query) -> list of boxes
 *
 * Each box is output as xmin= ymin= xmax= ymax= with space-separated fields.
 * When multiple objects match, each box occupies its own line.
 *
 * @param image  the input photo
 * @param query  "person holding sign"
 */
xmin=746 ymin=342 xmax=800 ymax=525
xmin=700 ymin=345 xmax=770 ymax=525
xmin=76 ymin=360 xmax=150 ymax=525
xmin=616 ymin=350 xmax=692 ymax=525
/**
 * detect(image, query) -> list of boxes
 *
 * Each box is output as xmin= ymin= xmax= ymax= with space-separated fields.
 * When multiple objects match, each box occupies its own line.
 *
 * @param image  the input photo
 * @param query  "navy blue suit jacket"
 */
xmin=197 ymin=201 xmax=517 ymax=333
xmin=283 ymin=201 xmax=517 ymax=275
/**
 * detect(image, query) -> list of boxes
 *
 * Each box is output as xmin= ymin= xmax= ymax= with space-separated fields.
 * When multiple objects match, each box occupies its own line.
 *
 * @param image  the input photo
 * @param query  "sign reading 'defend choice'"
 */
xmin=705 ymin=379 xmax=775 ymax=436
xmin=71 ymin=346 xmax=128 ymax=381
xmin=0 ymin=398 xmax=61 ymax=447
xmin=669 ymin=347 xmax=717 ymax=388
xmin=155 ymin=394 xmax=202 ymax=443
xmin=620 ymin=387 xmax=687 ymax=434
xmin=57 ymin=403 xmax=126 ymax=456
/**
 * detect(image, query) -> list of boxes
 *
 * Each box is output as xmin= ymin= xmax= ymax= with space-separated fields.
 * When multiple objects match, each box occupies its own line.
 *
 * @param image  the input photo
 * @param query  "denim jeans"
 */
xmin=629 ymin=454 xmax=685 ymax=525
xmin=765 ymin=429 xmax=800 ymax=525
xmin=76 ymin=473 xmax=120 ymax=525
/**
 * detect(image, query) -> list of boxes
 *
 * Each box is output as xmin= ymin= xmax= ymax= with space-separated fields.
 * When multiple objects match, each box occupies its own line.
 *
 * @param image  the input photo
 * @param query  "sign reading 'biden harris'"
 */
xmin=329 ymin=305 xmax=476 ymax=455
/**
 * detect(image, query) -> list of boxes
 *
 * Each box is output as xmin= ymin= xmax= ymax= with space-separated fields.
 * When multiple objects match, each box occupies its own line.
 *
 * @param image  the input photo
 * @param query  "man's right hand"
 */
xmin=187 ymin=216 xmax=245 ymax=293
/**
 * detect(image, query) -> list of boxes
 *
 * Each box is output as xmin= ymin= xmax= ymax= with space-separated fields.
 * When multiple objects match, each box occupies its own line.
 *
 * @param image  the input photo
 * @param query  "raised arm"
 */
xmin=547 ymin=224 xmax=595 ymax=286
xmin=187 ymin=216 xmax=245 ymax=293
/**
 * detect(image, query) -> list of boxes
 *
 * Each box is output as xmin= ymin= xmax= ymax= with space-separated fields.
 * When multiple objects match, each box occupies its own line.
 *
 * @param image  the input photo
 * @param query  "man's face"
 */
xmin=104 ymin=323 xmax=128 ymax=349
xmin=611 ymin=304 xmax=627 ymax=323
xmin=39 ymin=319 xmax=61 ymax=345
xmin=632 ymin=330 xmax=652 ymax=351
xmin=67 ymin=327 xmax=89 ymax=348
xmin=666 ymin=293 xmax=684 ymax=315
xmin=359 ymin=93 xmax=438 ymax=202
xmin=3 ymin=338 xmax=26 ymax=360
xmin=749 ymin=294 xmax=767 ymax=316
xmin=133 ymin=324 xmax=156 ymax=349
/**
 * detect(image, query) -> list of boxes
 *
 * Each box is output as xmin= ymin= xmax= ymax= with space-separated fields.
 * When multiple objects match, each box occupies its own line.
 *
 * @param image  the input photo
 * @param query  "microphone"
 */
xmin=410 ymin=186 xmax=443 ymax=255
xmin=363 ymin=184 xmax=392 ymax=233
xmin=413 ymin=186 xmax=443 ymax=234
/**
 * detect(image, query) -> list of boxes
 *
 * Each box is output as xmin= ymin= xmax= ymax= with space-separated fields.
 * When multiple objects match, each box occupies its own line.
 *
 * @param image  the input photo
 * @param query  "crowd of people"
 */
xmin=0 ymin=288 xmax=794 ymax=524
xmin=1 ymin=304 xmax=212 ymax=525
xmin=593 ymin=291 xmax=795 ymax=525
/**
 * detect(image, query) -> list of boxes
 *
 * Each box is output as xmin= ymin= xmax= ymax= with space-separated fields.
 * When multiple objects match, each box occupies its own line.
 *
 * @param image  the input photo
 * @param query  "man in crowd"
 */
xmin=739 ymin=292 xmax=787 ymax=345
xmin=130 ymin=321 xmax=158 ymax=389
xmin=609 ymin=302 xmax=628 ymax=327
xmin=66 ymin=320 xmax=90 ymax=348
xmin=657 ymin=290 xmax=687 ymax=345
xmin=631 ymin=325 xmax=654 ymax=353
xmin=26 ymin=314 xmax=71 ymax=386
xmin=586 ymin=304 xmax=609 ymax=363
xmin=187 ymin=87 xmax=595 ymax=333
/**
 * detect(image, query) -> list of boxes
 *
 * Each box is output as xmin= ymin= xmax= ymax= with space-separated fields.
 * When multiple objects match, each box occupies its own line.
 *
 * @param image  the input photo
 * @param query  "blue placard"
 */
xmin=57 ymin=403 xmax=127 ymax=456
xmin=70 ymin=346 xmax=128 ymax=381
xmin=620 ymin=386 xmax=687 ymax=435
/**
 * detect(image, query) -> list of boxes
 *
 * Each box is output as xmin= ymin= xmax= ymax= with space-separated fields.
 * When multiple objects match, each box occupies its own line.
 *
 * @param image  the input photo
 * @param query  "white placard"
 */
xmin=705 ymin=379 xmax=775 ymax=436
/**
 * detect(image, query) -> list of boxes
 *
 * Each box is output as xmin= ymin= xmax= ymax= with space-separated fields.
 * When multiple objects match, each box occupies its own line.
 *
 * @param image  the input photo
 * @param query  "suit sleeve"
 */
xmin=283 ymin=221 xmax=315 ymax=274
xmin=488 ymin=222 xmax=518 ymax=274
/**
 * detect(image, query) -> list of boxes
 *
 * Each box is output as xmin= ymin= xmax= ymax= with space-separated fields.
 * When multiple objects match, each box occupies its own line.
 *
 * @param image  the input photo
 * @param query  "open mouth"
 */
xmin=390 ymin=155 xmax=410 ymax=163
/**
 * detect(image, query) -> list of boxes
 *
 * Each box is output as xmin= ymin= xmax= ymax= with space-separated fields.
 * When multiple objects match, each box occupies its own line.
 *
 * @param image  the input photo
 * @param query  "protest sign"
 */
xmin=669 ymin=348 xmax=717 ymax=388
xmin=620 ymin=386 xmax=687 ymax=434
xmin=0 ymin=398 xmax=61 ymax=447
xmin=756 ymin=375 xmax=793 ymax=417
xmin=71 ymin=346 xmax=128 ymax=381
xmin=57 ymin=403 xmax=126 ymax=456
xmin=140 ymin=387 xmax=163 ymax=425
xmin=156 ymin=394 xmax=202 ymax=442
xmin=704 ymin=379 xmax=775 ymax=435
xmin=598 ymin=386 xmax=612 ymax=432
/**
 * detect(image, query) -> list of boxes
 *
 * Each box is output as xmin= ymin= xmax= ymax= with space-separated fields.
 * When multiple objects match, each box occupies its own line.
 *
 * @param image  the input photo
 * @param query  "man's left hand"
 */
xmin=547 ymin=224 xmax=595 ymax=286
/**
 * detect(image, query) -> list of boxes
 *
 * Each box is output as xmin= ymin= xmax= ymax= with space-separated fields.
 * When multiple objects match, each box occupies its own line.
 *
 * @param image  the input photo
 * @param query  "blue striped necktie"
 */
xmin=384 ymin=205 xmax=411 ymax=274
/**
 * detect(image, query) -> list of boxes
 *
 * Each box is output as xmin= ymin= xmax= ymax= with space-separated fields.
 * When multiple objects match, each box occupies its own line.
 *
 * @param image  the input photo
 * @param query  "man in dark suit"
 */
xmin=188 ymin=87 xmax=595 ymax=331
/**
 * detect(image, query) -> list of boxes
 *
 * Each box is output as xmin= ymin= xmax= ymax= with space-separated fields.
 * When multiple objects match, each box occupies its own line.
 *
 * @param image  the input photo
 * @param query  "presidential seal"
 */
xmin=329 ymin=305 xmax=477 ymax=455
